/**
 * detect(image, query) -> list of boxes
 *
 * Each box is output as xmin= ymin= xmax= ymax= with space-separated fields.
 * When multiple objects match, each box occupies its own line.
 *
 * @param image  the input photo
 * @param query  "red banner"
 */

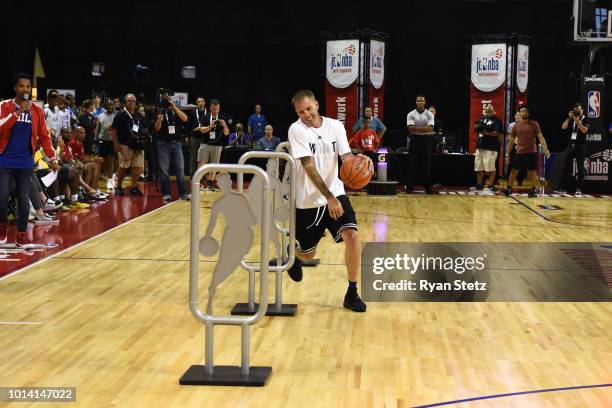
xmin=325 ymin=80 xmax=359 ymax=139
xmin=368 ymin=84 xmax=384 ymax=122
xmin=515 ymin=90 xmax=528 ymax=112
xmin=469 ymin=84 xmax=506 ymax=153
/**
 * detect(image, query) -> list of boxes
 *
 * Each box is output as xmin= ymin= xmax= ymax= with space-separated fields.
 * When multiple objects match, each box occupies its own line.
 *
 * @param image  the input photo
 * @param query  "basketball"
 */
xmin=340 ymin=155 xmax=372 ymax=190
xmin=199 ymin=236 xmax=219 ymax=256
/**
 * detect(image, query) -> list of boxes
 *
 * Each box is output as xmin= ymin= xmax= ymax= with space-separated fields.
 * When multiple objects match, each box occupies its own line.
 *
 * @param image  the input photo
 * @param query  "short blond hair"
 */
xmin=291 ymin=89 xmax=315 ymax=107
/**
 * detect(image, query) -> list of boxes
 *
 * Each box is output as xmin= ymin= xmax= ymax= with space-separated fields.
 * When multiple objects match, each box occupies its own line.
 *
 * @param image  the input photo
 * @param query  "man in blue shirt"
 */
xmin=247 ymin=104 xmax=267 ymax=141
xmin=352 ymin=107 xmax=386 ymax=139
xmin=255 ymin=125 xmax=280 ymax=150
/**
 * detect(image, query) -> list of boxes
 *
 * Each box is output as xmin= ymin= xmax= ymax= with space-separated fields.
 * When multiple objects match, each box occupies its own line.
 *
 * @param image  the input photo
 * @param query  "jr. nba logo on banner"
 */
xmin=588 ymin=91 xmax=600 ymax=118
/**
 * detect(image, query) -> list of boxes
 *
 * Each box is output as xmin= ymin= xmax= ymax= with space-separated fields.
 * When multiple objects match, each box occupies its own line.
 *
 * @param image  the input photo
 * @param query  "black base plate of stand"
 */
xmin=302 ymin=258 xmax=320 ymax=266
xmin=231 ymin=302 xmax=297 ymax=316
xmin=367 ymin=181 xmax=398 ymax=195
xmin=179 ymin=365 xmax=272 ymax=386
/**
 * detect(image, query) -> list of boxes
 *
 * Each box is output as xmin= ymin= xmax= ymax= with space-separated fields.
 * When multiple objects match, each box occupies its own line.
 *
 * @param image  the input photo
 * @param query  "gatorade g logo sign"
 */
xmin=471 ymin=43 xmax=507 ymax=92
xmin=326 ymin=40 xmax=359 ymax=89
xmin=588 ymin=91 xmax=600 ymax=118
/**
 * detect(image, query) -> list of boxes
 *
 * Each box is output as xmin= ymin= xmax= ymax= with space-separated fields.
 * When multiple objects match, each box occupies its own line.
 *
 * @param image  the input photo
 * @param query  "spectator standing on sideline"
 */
xmin=504 ymin=106 xmax=550 ymax=198
xmin=428 ymin=106 xmax=443 ymax=134
xmin=197 ymin=99 xmax=229 ymax=191
xmin=153 ymin=93 xmax=190 ymax=202
xmin=188 ymin=96 xmax=207 ymax=175
xmin=352 ymin=106 xmax=386 ymax=140
xmin=78 ymin=100 xmax=97 ymax=154
xmin=247 ymin=104 xmax=267 ymax=141
xmin=110 ymin=93 xmax=146 ymax=196
xmin=406 ymin=95 xmax=435 ymax=194
xmin=472 ymin=104 xmax=503 ymax=193
xmin=96 ymin=98 xmax=117 ymax=189
xmin=559 ymin=103 xmax=589 ymax=194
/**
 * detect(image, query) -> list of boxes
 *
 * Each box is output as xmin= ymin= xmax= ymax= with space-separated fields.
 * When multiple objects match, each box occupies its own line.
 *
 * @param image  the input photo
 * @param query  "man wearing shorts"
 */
xmin=110 ymin=93 xmax=145 ymax=196
xmin=473 ymin=104 xmax=503 ymax=193
xmin=197 ymin=99 xmax=229 ymax=191
xmin=504 ymin=106 xmax=550 ymax=198
xmin=287 ymin=89 xmax=373 ymax=312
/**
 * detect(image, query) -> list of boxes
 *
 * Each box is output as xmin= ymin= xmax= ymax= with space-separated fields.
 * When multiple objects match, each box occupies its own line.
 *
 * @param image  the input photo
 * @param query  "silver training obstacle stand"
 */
xmin=231 ymin=150 xmax=298 ymax=317
xmin=275 ymin=142 xmax=320 ymax=267
xmin=179 ymin=164 xmax=272 ymax=387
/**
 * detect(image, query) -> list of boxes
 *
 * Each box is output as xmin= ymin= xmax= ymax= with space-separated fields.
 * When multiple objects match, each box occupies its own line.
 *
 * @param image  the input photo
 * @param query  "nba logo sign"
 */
xmin=588 ymin=91 xmax=600 ymax=118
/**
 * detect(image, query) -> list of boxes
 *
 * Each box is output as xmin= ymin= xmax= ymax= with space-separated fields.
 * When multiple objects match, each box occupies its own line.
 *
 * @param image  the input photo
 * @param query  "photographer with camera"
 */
xmin=472 ymin=104 xmax=503 ymax=193
xmin=153 ymin=90 xmax=190 ymax=201
xmin=559 ymin=103 xmax=589 ymax=194
xmin=110 ymin=93 xmax=146 ymax=196
xmin=197 ymin=99 xmax=230 ymax=191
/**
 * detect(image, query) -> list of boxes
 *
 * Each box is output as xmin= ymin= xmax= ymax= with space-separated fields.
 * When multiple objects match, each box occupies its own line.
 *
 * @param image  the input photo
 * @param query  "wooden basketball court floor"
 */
xmin=0 ymin=192 xmax=610 ymax=407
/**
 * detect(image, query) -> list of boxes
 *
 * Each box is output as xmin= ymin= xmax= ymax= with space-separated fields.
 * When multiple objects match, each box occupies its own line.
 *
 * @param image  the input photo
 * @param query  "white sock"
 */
xmin=71 ymin=194 xmax=78 ymax=202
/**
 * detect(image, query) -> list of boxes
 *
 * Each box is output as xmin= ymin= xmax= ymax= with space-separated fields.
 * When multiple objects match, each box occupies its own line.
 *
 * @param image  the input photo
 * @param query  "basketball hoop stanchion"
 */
xmin=179 ymin=163 xmax=272 ymax=387
xmin=274 ymin=142 xmax=320 ymax=267
xmin=232 ymin=150 xmax=298 ymax=317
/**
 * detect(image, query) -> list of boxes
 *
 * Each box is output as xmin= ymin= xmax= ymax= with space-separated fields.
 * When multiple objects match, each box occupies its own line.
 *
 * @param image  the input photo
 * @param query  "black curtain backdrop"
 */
xmin=2 ymin=0 xmax=611 ymax=151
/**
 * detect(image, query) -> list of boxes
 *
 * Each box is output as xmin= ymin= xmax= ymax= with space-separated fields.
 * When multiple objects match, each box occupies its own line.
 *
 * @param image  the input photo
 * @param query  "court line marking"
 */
xmin=510 ymin=195 xmax=611 ymax=229
xmin=509 ymin=195 xmax=552 ymax=221
xmin=357 ymin=211 xmax=602 ymax=230
xmin=0 ymin=321 xmax=43 ymax=325
xmin=0 ymin=201 xmax=180 ymax=282
xmin=413 ymin=383 xmax=612 ymax=407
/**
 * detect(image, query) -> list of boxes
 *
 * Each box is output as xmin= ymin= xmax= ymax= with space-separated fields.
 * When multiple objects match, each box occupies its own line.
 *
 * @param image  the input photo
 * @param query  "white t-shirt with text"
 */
xmin=288 ymin=116 xmax=350 ymax=209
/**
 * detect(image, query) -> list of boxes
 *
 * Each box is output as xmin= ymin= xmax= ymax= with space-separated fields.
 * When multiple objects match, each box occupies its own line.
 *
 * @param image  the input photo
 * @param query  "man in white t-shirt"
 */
xmin=406 ymin=95 xmax=435 ymax=193
xmin=287 ymin=90 xmax=373 ymax=312
xmin=44 ymin=90 xmax=62 ymax=138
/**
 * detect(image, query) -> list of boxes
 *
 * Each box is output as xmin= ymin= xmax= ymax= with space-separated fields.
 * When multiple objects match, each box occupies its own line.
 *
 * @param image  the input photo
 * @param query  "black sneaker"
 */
xmin=287 ymin=257 xmax=303 ymax=282
xmin=528 ymin=188 xmax=537 ymax=198
xmin=115 ymin=187 xmax=124 ymax=196
xmin=503 ymin=188 xmax=512 ymax=197
xmin=343 ymin=289 xmax=367 ymax=312
xmin=130 ymin=188 xmax=144 ymax=196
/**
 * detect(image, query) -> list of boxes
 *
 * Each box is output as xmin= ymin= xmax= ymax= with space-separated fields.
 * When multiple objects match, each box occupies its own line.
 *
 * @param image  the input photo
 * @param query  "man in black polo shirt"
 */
xmin=473 ymin=104 xmax=503 ymax=193
xmin=110 ymin=93 xmax=146 ymax=196
xmin=153 ymin=92 xmax=190 ymax=201
xmin=559 ymin=103 xmax=589 ymax=194
xmin=197 ymin=99 xmax=230 ymax=191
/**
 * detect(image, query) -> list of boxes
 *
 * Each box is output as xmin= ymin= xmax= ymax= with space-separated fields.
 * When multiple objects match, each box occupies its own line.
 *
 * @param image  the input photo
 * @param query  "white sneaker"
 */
xmin=575 ymin=189 xmax=582 ymax=195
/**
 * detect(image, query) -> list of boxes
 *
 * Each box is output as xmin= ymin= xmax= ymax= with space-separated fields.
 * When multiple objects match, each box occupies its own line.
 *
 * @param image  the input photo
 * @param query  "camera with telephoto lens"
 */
xmin=157 ymin=88 xmax=171 ymax=109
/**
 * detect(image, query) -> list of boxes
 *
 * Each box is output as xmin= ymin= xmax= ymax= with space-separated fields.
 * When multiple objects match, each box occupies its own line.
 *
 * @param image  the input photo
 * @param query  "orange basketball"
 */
xmin=340 ymin=155 xmax=372 ymax=190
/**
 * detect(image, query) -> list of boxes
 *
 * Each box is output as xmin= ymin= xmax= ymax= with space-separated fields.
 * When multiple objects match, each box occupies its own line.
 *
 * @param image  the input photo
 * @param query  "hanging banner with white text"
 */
xmin=469 ymin=43 xmax=507 ymax=153
xmin=325 ymin=39 xmax=360 ymax=138
xmin=368 ymin=39 xmax=385 ymax=121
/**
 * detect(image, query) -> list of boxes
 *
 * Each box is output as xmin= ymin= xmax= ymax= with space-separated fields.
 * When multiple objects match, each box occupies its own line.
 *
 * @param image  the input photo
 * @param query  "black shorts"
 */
xmin=296 ymin=195 xmax=358 ymax=254
xmin=98 ymin=141 xmax=116 ymax=157
xmin=511 ymin=152 xmax=538 ymax=172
